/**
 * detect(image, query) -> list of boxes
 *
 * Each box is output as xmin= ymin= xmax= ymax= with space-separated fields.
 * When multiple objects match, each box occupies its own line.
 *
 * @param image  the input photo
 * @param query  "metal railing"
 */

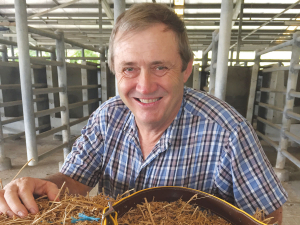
xmin=247 ymin=32 xmax=300 ymax=172
xmin=0 ymin=1 xmax=106 ymax=169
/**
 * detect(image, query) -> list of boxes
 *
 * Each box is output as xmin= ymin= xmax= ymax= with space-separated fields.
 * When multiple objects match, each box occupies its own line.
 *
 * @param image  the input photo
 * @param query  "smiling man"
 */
xmin=0 ymin=3 xmax=287 ymax=224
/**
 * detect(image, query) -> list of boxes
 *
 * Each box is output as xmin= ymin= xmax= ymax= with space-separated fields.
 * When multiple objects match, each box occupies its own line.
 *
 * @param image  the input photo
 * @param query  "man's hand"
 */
xmin=0 ymin=177 xmax=59 ymax=218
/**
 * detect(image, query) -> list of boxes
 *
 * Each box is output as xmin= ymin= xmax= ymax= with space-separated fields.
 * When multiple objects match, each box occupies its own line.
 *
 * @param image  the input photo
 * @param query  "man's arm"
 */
xmin=0 ymin=172 xmax=92 ymax=218
xmin=265 ymin=207 xmax=283 ymax=225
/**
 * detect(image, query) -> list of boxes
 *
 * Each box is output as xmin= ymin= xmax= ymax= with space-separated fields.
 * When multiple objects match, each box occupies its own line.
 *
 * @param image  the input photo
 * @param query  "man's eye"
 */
xmin=156 ymin=66 xmax=166 ymax=70
xmin=125 ymin=67 xmax=134 ymax=72
xmin=123 ymin=67 xmax=139 ymax=78
xmin=153 ymin=66 xmax=168 ymax=76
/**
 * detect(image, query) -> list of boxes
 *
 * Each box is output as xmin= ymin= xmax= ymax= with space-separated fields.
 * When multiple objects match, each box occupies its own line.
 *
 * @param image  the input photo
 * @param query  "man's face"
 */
xmin=114 ymin=23 xmax=192 ymax=129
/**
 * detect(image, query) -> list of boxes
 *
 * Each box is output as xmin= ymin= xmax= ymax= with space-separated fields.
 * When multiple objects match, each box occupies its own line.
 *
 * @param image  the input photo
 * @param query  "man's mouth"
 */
xmin=135 ymin=98 xmax=162 ymax=103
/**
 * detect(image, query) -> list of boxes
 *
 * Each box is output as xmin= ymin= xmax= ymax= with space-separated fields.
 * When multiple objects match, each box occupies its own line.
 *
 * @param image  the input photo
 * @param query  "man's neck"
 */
xmin=136 ymin=121 xmax=171 ymax=160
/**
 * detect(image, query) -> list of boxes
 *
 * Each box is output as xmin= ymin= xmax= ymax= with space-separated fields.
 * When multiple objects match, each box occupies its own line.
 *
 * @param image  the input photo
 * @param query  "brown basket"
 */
xmin=102 ymin=186 xmax=268 ymax=225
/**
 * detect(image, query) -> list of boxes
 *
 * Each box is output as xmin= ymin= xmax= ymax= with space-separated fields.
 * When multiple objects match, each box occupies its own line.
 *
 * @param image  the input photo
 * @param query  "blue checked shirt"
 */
xmin=61 ymin=87 xmax=287 ymax=215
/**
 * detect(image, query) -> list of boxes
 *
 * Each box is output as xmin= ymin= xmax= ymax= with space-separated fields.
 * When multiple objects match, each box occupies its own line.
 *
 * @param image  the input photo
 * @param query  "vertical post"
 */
xmin=81 ymin=48 xmax=85 ymax=58
xmin=98 ymin=0 xmax=103 ymax=34
xmin=0 ymin=45 xmax=12 ymax=171
xmin=50 ymin=46 xmax=56 ymax=61
xmin=246 ymin=50 xmax=260 ymax=123
xmin=236 ymin=0 xmax=244 ymax=65
xmin=100 ymin=46 xmax=108 ymax=102
xmin=230 ymin=49 xmax=234 ymax=66
xmin=55 ymin=30 xmax=71 ymax=160
xmin=1 ymin=45 xmax=8 ymax=62
xmin=114 ymin=0 xmax=125 ymax=96
xmin=15 ymin=0 xmax=38 ymax=166
xmin=201 ymin=51 xmax=208 ymax=91
xmin=81 ymin=62 xmax=89 ymax=117
xmin=11 ymin=45 xmax=15 ymax=61
xmin=192 ymin=64 xmax=200 ymax=90
xmin=215 ymin=0 xmax=233 ymax=100
xmin=209 ymin=30 xmax=219 ymax=95
xmin=276 ymin=33 xmax=300 ymax=171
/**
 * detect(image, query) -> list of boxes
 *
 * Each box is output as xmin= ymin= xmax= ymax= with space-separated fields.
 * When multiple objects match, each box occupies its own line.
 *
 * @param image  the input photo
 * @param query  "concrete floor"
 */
xmin=0 ymin=137 xmax=299 ymax=225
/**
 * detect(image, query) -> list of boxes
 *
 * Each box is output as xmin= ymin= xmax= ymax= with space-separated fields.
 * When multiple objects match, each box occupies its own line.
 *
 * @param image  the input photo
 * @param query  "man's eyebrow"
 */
xmin=119 ymin=61 xmax=136 ymax=66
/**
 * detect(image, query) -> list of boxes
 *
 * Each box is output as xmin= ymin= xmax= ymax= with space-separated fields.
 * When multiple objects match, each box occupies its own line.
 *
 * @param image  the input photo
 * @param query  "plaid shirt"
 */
xmin=61 ymin=87 xmax=287 ymax=215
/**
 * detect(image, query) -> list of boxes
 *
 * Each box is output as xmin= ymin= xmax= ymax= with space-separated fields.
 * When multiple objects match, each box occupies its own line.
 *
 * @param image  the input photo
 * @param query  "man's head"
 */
xmin=108 ymin=3 xmax=193 ymax=73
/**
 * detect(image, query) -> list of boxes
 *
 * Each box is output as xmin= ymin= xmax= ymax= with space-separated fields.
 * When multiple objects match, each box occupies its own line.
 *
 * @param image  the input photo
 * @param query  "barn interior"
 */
xmin=0 ymin=0 xmax=300 ymax=224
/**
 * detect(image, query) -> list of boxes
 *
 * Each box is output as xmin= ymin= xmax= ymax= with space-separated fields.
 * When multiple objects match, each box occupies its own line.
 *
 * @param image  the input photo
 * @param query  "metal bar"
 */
xmin=246 ymin=51 xmax=260 ymax=123
xmin=32 ymin=87 xmax=64 ymax=95
xmin=66 ymin=62 xmax=98 ymax=70
xmin=0 ymin=97 xmax=46 ymax=108
xmin=0 ymin=38 xmax=55 ymax=53
xmin=286 ymin=111 xmax=300 ymax=121
xmin=262 ymin=66 xmax=290 ymax=73
xmin=289 ymin=90 xmax=300 ymax=98
xmin=0 ymin=84 xmax=21 ymax=89
xmin=55 ymin=30 xmax=71 ymax=160
xmin=230 ymin=0 xmax=300 ymax=49
xmin=69 ymin=98 xmax=101 ymax=110
xmin=256 ymin=131 xmax=279 ymax=150
xmin=30 ymin=57 xmax=63 ymax=66
xmin=284 ymin=130 xmax=300 ymax=145
xmin=257 ymin=40 xmax=293 ymax=56
xmin=98 ymin=0 xmax=103 ymax=34
xmin=28 ymin=26 xmax=60 ymax=40
xmin=28 ymin=0 xmax=80 ymax=19
xmin=2 ymin=116 xmax=23 ymax=125
xmin=214 ymin=0 xmax=233 ymax=100
xmin=15 ymin=0 xmax=38 ymax=166
xmin=69 ymin=116 xmax=90 ymax=127
xmin=192 ymin=64 xmax=200 ymax=90
xmin=204 ymin=66 xmax=211 ymax=72
xmin=260 ymin=88 xmax=287 ymax=94
xmin=1 ymin=45 xmax=8 ymax=62
xmin=203 ymin=42 xmax=213 ymax=56
xmin=34 ymin=106 xmax=66 ymax=118
xmin=236 ymin=0 xmax=244 ymax=65
xmin=64 ymin=38 xmax=101 ymax=53
xmin=258 ymin=102 xmax=284 ymax=113
xmin=65 ymin=57 xmax=100 ymax=60
xmin=257 ymin=116 xmax=281 ymax=131
xmin=36 ymin=125 xmax=67 ymax=140
xmin=209 ymin=30 xmax=219 ymax=95
xmin=114 ymin=0 xmax=125 ymax=96
xmin=68 ymin=85 xmax=100 ymax=90
xmin=281 ymin=149 xmax=300 ymax=169
xmin=38 ymin=142 xmax=68 ymax=162
xmin=3 ymin=124 xmax=49 ymax=142
xmin=277 ymin=32 xmax=300 ymax=170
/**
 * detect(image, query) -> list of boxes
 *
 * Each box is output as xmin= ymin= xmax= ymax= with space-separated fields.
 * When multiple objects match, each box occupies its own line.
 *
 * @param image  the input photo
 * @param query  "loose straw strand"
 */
xmin=11 ymin=158 xmax=35 ymax=181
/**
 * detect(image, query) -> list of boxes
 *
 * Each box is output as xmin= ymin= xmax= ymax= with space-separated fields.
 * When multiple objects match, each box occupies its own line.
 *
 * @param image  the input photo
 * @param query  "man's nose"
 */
xmin=136 ymin=69 xmax=157 ymax=94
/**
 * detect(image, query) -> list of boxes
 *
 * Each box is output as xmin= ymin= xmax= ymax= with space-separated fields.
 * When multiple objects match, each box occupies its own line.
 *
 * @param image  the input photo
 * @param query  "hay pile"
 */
xmin=118 ymin=196 xmax=231 ymax=225
xmin=0 ymin=189 xmax=114 ymax=225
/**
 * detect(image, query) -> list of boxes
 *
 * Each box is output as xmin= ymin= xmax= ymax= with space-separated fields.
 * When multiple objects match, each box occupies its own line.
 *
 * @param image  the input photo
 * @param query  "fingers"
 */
xmin=4 ymin=183 xmax=30 ymax=217
xmin=0 ymin=177 xmax=60 ymax=218
xmin=0 ymin=190 xmax=15 ymax=217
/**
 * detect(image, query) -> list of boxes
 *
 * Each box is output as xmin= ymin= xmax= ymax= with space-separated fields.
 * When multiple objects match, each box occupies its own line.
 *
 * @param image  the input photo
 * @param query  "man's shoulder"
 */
xmin=184 ymin=87 xmax=246 ymax=131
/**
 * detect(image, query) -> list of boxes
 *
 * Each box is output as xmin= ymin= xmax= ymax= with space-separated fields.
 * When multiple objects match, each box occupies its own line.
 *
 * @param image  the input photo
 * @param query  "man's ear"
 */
xmin=183 ymin=59 xmax=194 ymax=83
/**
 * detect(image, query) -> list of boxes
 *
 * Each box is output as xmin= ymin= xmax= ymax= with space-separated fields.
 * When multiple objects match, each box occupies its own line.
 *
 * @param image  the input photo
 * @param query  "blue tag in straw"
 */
xmin=71 ymin=213 xmax=100 ymax=223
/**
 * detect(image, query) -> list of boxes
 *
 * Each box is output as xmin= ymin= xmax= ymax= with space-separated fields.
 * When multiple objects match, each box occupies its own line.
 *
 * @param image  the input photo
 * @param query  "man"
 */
xmin=0 ymin=3 xmax=287 ymax=224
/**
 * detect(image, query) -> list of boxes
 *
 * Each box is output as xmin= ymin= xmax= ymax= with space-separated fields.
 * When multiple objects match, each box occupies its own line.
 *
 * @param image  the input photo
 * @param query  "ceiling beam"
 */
xmin=27 ymin=0 xmax=81 ymax=19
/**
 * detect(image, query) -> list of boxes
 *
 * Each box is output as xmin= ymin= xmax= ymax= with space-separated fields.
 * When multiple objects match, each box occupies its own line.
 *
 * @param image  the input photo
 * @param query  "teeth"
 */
xmin=139 ymin=98 xmax=160 ymax=103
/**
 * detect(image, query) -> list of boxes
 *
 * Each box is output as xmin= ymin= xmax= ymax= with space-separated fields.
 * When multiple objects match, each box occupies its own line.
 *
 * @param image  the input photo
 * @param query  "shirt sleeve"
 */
xmin=60 ymin=110 xmax=105 ymax=187
xmin=215 ymin=120 xmax=287 ymax=215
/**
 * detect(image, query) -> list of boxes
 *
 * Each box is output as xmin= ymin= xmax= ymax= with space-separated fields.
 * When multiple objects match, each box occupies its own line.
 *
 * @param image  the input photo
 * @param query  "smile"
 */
xmin=135 ymin=98 xmax=162 ymax=103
